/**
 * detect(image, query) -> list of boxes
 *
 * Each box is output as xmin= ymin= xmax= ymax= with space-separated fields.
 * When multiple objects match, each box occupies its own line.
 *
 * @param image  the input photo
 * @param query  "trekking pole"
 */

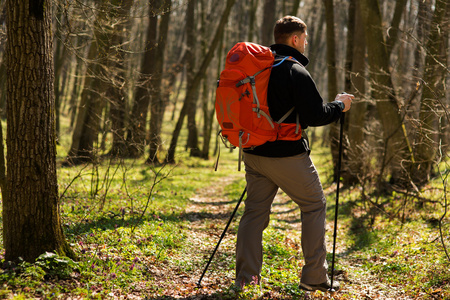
xmin=329 ymin=111 xmax=345 ymax=292
xmin=197 ymin=187 xmax=247 ymax=287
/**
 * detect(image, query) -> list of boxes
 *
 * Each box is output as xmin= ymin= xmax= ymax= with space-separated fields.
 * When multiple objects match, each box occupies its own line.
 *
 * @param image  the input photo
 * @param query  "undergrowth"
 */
xmin=0 ymin=143 xmax=448 ymax=299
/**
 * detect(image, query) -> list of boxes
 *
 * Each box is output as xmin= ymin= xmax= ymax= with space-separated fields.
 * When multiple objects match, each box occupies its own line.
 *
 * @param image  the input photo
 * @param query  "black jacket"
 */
xmin=244 ymin=44 xmax=343 ymax=157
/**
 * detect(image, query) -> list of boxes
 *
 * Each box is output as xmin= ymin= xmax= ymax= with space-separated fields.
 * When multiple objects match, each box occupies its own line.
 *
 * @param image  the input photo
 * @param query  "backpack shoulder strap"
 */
xmin=272 ymin=55 xmax=302 ymax=134
xmin=273 ymin=55 xmax=304 ymax=68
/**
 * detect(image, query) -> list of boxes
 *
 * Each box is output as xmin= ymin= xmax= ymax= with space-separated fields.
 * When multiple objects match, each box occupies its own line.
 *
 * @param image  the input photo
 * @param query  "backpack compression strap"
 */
xmin=235 ymin=55 xmax=295 ymax=129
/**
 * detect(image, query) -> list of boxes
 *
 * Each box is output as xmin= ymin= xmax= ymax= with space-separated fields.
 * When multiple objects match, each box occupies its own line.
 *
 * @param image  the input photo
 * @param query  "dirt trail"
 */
xmin=151 ymin=175 xmax=416 ymax=299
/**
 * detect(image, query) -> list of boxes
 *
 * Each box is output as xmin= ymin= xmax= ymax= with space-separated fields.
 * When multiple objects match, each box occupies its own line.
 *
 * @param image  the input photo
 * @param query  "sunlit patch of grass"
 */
xmin=339 ymin=215 xmax=450 ymax=298
xmin=262 ymin=227 xmax=302 ymax=288
xmin=1 ymin=116 xmax=449 ymax=299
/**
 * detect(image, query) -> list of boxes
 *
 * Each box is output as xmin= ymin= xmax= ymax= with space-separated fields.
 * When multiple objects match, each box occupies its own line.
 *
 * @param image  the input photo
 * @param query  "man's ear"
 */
xmin=288 ymin=34 xmax=296 ymax=47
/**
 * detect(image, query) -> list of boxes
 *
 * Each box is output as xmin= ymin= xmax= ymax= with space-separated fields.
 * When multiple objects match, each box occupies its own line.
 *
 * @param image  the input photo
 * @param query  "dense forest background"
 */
xmin=1 ymin=0 xmax=448 ymax=186
xmin=0 ymin=0 xmax=448 ymax=298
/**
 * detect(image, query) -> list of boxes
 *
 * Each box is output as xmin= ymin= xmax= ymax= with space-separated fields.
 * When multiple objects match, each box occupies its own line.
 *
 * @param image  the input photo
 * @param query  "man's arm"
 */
xmin=292 ymin=66 xmax=352 ymax=126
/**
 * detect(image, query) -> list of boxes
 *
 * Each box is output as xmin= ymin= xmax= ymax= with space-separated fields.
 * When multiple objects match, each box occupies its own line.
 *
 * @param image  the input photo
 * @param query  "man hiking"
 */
xmin=235 ymin=15 xmax=354 ymax=292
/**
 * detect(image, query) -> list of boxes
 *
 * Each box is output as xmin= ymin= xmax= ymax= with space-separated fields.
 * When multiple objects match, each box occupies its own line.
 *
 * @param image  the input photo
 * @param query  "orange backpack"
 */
xmin=215 ymin=42 xmax=302 ymax=152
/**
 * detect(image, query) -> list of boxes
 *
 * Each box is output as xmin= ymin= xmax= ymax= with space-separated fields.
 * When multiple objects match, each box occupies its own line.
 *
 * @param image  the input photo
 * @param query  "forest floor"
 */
xmin=143 ymin=173 xmax=449 ymax=300
xmin=0 ymin=153 xmax=448 ymax=299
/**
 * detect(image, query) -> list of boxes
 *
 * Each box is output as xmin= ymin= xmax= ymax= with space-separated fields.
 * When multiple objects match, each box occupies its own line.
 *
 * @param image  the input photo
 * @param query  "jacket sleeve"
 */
xmin=291 ymin=64 xmax=342 ymax=127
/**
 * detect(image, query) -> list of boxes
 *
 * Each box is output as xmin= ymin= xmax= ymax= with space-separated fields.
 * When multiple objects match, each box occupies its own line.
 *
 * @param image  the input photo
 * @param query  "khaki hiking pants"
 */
xmin=236 ymin=152 xmax=328 ymax=287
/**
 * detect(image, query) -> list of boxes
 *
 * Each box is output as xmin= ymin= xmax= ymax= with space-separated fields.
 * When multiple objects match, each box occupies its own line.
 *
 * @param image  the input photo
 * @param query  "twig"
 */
xmin=59 ymin=164 xmax=90 ymax=201
xmin=390 ymin=188 xmax=445 ymax=206
xmin=130 ymin=163 xmax=176 ymax=234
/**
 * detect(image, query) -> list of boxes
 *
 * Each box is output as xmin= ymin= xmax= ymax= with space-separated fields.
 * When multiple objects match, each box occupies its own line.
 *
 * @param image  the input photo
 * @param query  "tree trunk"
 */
xmin=165 ymin=0 xmax=237 ymax=164
xmin=200 ymin=80 xmax=217 ymax=160
xmin=305 ymin=5 xmax=325 ymax=77
xmin=200 ymin=18 xmax=225 ymax=160
xmin=385 ymin=0 xmax=407 ymax=58
xmin=4 ymin=0 xmax=73 ymax=262
xmin=126 ymin=0 xmax=161 ymax=158
xmin=345 ymin=0 xmax=368 ymax=184
xmin=0 ymin=1 xmax=5 ymax=116
xmin=290 ymin=0 xmax=301 ymax=16
xmin=342 ymin=0 xmax=355 ymax=183
xmin=408 ymin=0 xmax=431 ymax=101
xmin=359 ymin=0 xmax=412 ymax=185
xmin=69 ymin=57 xmax=85 ymax=130
xmin=412 ymin=0 xmax=449 ymax=185
xmin=247 ymin=0 xmax=259 ymax=42
xmin=185 ymin=0 xmax=202 ymax=157
xmin=323 ymin=0 xmax=340 ymax=181
xmin=261 ymin=0 xmax=276 ymax=46
xmin=147 ymin=0 xmax=172 ymax=164
xmin=53 ymin=4 xmax=68 ymax=144
xmin=0 ymin=119 xmax=5 ymax=202
xmin=66 ymin=1 xmax=114 ymax=165
xmin=107 ymin=0 xmax=134 ymax=157
xmin=0 ymin=49 xmax=6 ymax=118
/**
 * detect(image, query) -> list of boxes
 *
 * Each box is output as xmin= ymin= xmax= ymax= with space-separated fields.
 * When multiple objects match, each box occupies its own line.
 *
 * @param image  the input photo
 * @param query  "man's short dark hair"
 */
xmin=274 ymin=16 xmax=307 ymax=44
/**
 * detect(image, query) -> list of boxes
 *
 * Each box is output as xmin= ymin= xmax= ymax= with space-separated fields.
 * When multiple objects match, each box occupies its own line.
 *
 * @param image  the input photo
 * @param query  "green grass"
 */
xmin=0 ymin=121 xmax=448 ymax=298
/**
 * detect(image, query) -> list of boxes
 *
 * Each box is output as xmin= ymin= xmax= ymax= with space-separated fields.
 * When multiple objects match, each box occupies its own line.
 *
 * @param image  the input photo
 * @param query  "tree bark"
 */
xmin=261 ymin=0 xmax=276 ymax=46
xmin=305 ymin=3 xmax=325 ymax=76
xmin=412 ymin=0 xmax=449 ymax=185
xmin=345 ymin=0 xmax=368 ymax=184
xmin=185 ymin=0 xmax=202 ymax=157
xmin=66 ymin=1 xmax=114 ymax=164
xmin=147 ymin=0 xmax=172 ymax=164
xmin=323 ymin=0 xmax=340 ymax=181
xmin=0 ymin=119 xmax=5 ymax=203
xmin=359 ymin=0 xmax=412 ymax=184
xmin=107 ymin=0 xmax=134 ymax=157
xmin=53 ymin=6 xmax=65 ymax=144
xmin=386 ymin=0 xmax=407 ymax=58
xmin=4 ymin=0 xmax=73 ymax=262
xmin=0 ymin=48 xmax=6 ymax=117
xmin=247 ymin=0 xmax=259 ymax=42
xmin=290 ymin=0 xmax=301 ymax=16
xmin=165 ymin=0 xmax=237 ymax=164
xmin=126 ymin=0 xmax=161 ymax=158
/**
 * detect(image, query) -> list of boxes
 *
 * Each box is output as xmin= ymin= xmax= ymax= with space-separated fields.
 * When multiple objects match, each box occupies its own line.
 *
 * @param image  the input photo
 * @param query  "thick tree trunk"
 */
xmin=345 ymin=0 xmax=368 ymax=184
xmin=0 ymin=2 xmax=5 ymax=117
xmin=0 ymin=47 xmax=6 ymax=117
xmin=412 ymin=0 xmax=449 ymax=185
xmin=4 ymin=0 xmax=73 ymax=262
xmin=360 ymin=0 xmax=412 ymax=185
xmin=165 ymin=0 xmax=237 ymax=164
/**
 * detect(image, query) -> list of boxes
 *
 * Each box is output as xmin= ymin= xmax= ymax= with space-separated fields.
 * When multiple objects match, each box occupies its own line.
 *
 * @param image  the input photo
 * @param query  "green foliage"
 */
xmin=35 ymin=252 xmax=77 ymax=279
xmin=0 ymin=139 xmax=448 ymax=299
